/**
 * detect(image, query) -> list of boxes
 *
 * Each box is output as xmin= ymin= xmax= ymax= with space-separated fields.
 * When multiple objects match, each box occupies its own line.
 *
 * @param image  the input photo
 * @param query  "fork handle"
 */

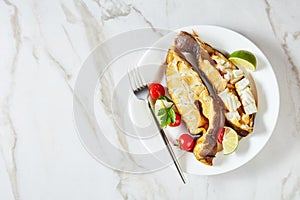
xmin=147 ymin=102 xmax=186 ymax=184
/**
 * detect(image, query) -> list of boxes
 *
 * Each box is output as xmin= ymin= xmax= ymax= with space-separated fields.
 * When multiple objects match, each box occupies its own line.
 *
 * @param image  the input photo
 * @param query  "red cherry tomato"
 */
xmin=149 ymin=83 xmax=165 ymax=99
xmin=178 ymin=134 xmax=195 ymax=152
xmin=217 ymin=128 xmax=225 ymax=144
xmin=169 ymin=113 xmax=181 ymax=127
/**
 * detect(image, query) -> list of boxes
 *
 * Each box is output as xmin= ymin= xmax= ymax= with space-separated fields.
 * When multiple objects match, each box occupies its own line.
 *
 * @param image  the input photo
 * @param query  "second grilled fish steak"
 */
xmin=166 ymin=47 xmax=211 ymax=134
xmin=191 ymin=32 xmax=257 ymax=137
xmin=176 ymin=31 xmax=257 ymax=137
xmin=173 ymin=32 xmax=227 ymax=165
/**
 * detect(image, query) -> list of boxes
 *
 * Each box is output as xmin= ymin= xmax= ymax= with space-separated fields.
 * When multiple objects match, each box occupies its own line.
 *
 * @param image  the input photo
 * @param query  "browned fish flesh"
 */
xmin=174 ymin=31 xmax=226 ymax=165
xmin=176 ymin=31 xmax=257 ymax=137
xmin=165 ymin=47 xmax=211 ymax=135
xmin=191 ymin=31 xmax=258 ymax=137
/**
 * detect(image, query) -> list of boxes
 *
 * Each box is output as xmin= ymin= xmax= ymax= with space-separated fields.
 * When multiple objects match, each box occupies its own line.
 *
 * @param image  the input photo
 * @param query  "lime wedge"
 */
xmin=229 ymin=50 xmax=257 ymax=71
xmin=222 ymin=127 xmax=239 ymax=155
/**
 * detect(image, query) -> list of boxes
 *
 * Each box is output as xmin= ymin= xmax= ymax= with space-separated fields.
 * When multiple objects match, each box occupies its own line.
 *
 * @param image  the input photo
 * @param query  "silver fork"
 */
xmin=128 ymin=66 xmax=186 ymax=184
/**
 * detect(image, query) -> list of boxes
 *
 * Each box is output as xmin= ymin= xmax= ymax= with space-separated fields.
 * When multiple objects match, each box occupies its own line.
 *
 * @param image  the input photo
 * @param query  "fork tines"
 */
xmin=128 ymin=66 xmax=147 ymax=91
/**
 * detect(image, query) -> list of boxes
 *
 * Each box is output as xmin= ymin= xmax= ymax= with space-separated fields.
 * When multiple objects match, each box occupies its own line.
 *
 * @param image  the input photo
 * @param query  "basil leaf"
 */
xmin=157 ymin=96 xmax=173 ymax=102
xmin=160 ymin=115 xmax=168 ymax=128
xmin=168 ymin=108 xmax=176 ymax=124
xmin=155 ymin=97 xmax=176 ymax=128
xmin=157 ymin=108 xmax=166 ymax=116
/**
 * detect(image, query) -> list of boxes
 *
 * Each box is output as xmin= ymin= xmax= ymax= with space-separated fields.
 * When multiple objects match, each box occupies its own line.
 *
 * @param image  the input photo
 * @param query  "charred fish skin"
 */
xmin=175 ymin=31 xmax=226 ymax=166
xmin=175 ymin=31 xmax=228 ymax=94
xmin=165 ymin=47 xmax=211 ymax=135
xmin=192 ymin=133 xmax=216 ymax=165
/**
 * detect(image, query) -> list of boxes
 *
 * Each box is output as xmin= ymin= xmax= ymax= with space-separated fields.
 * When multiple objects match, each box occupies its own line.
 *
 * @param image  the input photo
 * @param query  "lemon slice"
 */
xmin=229 ymin=50 xmax=257 ymax=71
xmin=222 ymin=127 xmax=239 ymax=155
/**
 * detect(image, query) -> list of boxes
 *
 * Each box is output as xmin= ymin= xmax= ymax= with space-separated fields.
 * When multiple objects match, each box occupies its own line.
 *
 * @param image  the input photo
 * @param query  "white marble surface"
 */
xmin=0 ymin=0 xmax=300 ymax=199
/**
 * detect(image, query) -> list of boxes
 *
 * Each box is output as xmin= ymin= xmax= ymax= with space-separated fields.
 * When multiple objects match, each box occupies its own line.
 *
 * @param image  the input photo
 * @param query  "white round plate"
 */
xmin=137 ymin=25 xmax=280 ymax=175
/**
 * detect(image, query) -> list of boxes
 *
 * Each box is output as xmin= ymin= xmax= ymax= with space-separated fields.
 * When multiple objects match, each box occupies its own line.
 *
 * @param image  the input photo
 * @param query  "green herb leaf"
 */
xmin=168 ymin=108 xmax=176 ymax=124
xmin=158 ymin=110 xmax=167 ymax=127
xmin=155 ymin=96 xmax=176 ymax=128
xmin=158 ymin=96 xmax=173 ymax=102
xmin=157 ymin=108 xmax=166 ymax=116
xmin=157 ymin=106 xmax=176 ymax=128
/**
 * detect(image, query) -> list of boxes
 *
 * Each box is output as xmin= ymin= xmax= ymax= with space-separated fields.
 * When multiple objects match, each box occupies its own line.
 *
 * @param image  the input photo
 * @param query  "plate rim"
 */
xmin=137 ymin=24 xmax=280 ymax=175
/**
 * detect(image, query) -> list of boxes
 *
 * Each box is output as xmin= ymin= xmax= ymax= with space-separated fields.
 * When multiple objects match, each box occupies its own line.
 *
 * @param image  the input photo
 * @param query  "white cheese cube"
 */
xmin=219 ymin=88 xmax=241 ymax=112
xmin=226 ymin=111 xmax=241 ymax=124
xmin=240 ymin=87 xmax=255 ymax=106
xmin=231 ymin=69 xmax=244 ymax=84
xmin=244 ymin=103 xmax=258 ymax=115
xmin=235 ymin=78 xmax=250 ymax=91
xmin=224 ymin=70 xmax=232 ymax=81
xmin=230 ymin=94 xmax=241 ymax=111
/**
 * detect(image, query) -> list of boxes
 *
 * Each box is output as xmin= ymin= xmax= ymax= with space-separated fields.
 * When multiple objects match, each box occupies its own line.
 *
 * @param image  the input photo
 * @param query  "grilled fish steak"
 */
xmin=162 ymin=30 xmax=258 ymax=166
xmin=192 ymin=31 xmax=257 ymax=137
xmin=166 ymin=47 xmax=223 ymax=165
xmin=174 ymin=32 xmax=226 ymax=165
xmin=166 ymin=47 xmax=211 ymax=135
xmin=176 ymin=31 xmax=257 ymax=137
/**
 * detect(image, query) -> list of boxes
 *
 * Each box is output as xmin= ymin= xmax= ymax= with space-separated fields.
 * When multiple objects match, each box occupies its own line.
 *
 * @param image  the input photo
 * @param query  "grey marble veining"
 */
xmin=265 ymin=0 xmax=300 ymax=134
xmin=0 ymin=0 xmax=300 ymax=199
xmin=1 ymin=0 xmax=22 ymax=199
